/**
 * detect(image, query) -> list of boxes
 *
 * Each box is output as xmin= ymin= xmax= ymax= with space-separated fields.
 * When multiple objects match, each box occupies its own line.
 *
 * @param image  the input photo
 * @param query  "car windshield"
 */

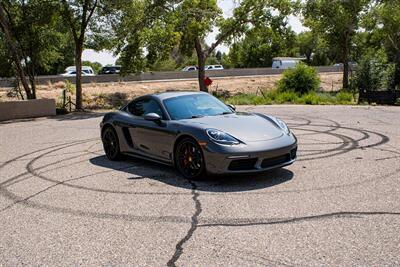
xmin=163 ymin=94 xmax=234 ymax=120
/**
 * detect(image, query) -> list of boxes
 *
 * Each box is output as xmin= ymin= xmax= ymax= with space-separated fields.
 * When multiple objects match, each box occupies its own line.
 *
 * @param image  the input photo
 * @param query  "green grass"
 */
xmin=224 ymin=90 xmax=356 ymax=105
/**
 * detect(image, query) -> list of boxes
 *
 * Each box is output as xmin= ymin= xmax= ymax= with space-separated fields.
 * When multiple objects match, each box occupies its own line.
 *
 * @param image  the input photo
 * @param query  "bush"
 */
xmin=277 ymin=63 xmax=320 ymax=94
xmin=352 ymin=49 xmax=394 ymax=92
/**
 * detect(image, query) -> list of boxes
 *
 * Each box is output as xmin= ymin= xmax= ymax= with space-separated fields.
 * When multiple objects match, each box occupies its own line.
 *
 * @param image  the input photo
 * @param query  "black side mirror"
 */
xmin=227 ymin=104 xmax=236 ymax=111
xmin=144 ymin=113 xmax=161 ymax=122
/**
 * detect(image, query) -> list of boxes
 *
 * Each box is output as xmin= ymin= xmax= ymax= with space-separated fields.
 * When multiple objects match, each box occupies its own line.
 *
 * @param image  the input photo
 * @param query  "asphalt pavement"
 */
xmin=0 ymin=105 xmax=399 ymax=266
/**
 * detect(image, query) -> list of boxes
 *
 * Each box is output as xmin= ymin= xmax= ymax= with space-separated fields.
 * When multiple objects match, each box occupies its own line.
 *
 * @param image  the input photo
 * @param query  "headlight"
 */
xmin=276 ymin=118 xmax=290 ymax=135
xmin=206 ymin=129 xmax=240 ymax=145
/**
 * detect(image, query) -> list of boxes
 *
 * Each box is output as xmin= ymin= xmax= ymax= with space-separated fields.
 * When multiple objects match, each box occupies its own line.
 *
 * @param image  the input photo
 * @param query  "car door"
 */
xmin=126 ymin=98 xmax=176 ymax=162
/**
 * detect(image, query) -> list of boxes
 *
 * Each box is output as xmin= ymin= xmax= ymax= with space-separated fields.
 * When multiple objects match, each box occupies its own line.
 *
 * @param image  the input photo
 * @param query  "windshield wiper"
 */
xmin=191 ymin=115 xmax=204 ymax=118
xmin=215 ymin=111 xmax=233 ymax=116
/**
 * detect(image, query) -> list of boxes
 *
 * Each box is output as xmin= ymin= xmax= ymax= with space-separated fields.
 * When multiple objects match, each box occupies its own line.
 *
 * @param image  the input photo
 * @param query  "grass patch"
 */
xmin=224 ymin=90 xmax=356 ymax=105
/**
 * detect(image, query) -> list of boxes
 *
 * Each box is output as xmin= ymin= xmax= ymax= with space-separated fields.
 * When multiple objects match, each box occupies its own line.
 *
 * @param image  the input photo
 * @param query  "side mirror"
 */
xmin=144 ymin=113 xmax=161 ymax=122
xmin=227 ymin=104 xmax=236 ymax=111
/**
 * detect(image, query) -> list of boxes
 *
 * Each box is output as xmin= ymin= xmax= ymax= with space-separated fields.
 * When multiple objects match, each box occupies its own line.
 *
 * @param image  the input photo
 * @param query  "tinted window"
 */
xmin=163 ymin=94 xmax=233 ymax=120
xmin=128 ymin=99 xmax=164 ymax=118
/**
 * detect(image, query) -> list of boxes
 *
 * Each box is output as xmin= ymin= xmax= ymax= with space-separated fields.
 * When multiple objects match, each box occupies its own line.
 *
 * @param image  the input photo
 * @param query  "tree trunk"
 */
xmin=392 ymin=50 xmax=400 ymax=91
xmin=195 ymin=39 xmax=208 ymax=92
xmin=75 ymin=43 xmax=83 ymax=110
xmin=28 ymin=76 xmax=36 ymax=99
xmin=0 ymin=3 xmax=33 ymax=99
xmin=342 ymin=43 xmax=349 ymax=90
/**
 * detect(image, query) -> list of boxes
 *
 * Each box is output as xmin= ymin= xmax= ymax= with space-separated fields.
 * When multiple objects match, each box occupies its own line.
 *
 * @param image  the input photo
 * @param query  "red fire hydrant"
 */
xmin=204 ymin=76 xmax=213 ymax=87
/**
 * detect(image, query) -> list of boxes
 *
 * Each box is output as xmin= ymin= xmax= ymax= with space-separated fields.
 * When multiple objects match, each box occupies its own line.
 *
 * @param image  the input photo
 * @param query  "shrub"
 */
xmin=277 ymin=63 xmax=320 ymax=94
xmin=225 ymin=93 xmax=267 ymax=105
xmin=352 ymin=49 xmax=393 ymax=92
xmin=335 ymin=91 xmax=354 ymax=103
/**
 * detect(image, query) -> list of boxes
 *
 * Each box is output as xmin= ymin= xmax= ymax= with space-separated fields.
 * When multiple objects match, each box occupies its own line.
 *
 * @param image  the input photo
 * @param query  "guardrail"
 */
xmin=0 ymin=66 xmax=342 ymax=88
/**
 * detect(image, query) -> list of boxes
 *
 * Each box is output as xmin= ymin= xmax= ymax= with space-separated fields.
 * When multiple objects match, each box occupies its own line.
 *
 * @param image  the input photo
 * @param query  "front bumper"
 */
xmin=202 ymin=134 xmax=297 ymax=175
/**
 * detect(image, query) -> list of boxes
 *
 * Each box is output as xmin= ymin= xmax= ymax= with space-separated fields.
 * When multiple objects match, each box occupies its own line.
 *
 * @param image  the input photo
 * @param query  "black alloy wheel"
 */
xmin=102 ymin=127 xmax=122 ymax=160
xmin=176 ymin=138 xmax=205 ymax=180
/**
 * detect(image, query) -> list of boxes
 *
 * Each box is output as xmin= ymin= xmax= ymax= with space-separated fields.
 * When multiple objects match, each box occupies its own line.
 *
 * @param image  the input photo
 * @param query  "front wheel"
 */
xmin=102 ymin=127 xmax=122 ymax=160
xmin=175 ymin=138 xmax=206 ymax=180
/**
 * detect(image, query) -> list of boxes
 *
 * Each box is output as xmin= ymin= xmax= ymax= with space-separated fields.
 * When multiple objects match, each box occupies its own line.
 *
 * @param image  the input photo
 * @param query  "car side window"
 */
xmin=127 ymin=99 xmax=164 ymax=119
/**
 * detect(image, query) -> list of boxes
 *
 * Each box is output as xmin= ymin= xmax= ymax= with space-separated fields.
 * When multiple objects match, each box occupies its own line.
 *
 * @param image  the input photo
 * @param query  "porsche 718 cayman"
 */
xmin=100 ymin=92 xmax=297 ymax=179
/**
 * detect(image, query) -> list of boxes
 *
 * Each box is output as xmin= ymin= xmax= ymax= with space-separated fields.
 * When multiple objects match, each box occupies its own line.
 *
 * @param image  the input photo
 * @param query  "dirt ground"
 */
xmin=0 ymin=73 xmax=342 ymax=107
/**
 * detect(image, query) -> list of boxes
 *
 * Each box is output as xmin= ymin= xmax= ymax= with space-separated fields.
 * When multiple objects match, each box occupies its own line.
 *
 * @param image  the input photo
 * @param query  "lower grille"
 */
xmin=290 ymin=147 xmax=297 ymax=159
xmin=228 ymin=158 xmax=258 ymax=171
xmin=261 ymin=154 xmax=290 ymax=168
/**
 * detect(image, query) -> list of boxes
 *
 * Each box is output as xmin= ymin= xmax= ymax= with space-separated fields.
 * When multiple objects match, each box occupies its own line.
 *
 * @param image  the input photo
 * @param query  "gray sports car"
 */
xmin=100 ymin=91 xmax=297 ymax=179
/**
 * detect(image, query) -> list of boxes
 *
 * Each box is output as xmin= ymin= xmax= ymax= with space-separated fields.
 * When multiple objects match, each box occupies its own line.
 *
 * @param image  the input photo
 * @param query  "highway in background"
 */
xmin=0 ymin=66 xmax=342 ymax=88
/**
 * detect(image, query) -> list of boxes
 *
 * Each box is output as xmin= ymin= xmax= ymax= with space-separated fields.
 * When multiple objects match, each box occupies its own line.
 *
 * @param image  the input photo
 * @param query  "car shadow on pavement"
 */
xmin=89 ymin=155 xmax=294 ymax=193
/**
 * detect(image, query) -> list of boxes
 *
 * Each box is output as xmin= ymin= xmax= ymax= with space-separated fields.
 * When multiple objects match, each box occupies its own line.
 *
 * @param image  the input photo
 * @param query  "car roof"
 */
xmin=152 ymin=91 xmax=208 ymax=100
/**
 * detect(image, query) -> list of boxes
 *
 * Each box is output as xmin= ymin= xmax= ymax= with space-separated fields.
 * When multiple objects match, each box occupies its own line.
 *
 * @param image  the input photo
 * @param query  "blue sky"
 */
xmin=83 ymin=0 xmax=306 ymax=65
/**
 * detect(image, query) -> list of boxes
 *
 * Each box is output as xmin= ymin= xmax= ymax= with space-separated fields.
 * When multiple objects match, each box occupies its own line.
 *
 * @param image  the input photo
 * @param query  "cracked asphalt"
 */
xmin=0 ymin=105 xmax=399 ymax=266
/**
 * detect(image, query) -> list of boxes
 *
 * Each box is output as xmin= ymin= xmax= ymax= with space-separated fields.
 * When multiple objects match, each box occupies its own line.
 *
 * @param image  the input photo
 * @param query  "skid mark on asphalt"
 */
xmin=198 ymin=211 xmax=400 ymax=228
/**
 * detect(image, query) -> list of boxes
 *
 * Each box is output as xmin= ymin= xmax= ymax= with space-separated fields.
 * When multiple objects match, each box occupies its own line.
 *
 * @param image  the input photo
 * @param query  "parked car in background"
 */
xmin=100 ymin=65 xmax=121 ymax=74
xmin=205 ymin=65 xmax=224 ymax=70
xmin=272 ymin=57 xmax=302 ymax=69
xmin=60 ymin=70 xmax=95 ymax=77
xmin=64 ymin=66 xmax=95 ymax=75
xmin=333 ymin=62 xmax=357 ymax=71
xmin=181 ymin=66 xmax=198 ymax=71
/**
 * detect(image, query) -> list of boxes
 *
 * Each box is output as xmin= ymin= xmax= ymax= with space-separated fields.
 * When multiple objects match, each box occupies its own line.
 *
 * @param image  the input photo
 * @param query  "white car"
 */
xmin=64 ymin=66 xmax=95 ymax=75
xmin=205 ymin=65 xmax=224 ymax=70
xmin=181 ymin=66 xmax=198 ymax=72
xmin=60 ymin=70 xmax=95 ymax=77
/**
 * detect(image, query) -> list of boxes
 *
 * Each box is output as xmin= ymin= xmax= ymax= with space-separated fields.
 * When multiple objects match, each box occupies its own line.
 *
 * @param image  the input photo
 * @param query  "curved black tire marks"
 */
xmin=199 ymin=211 xmax=400 ymax=228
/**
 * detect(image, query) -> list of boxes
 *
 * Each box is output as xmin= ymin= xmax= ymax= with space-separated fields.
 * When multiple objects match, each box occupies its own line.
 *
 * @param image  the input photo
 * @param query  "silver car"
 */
xmin=100 ymin=92 xmax=297 ymax=179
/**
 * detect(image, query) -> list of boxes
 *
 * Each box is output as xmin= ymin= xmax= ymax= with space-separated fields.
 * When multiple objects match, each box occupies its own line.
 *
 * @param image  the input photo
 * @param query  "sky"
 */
xmin=83 ymin=0 xmax=307 ymax=66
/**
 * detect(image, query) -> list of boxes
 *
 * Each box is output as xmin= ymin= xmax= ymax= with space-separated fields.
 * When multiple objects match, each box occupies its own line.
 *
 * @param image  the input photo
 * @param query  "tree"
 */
xmin=61 ymin=0 xmax=99 ymax=110
xmin=297 ymin=31 xmax=317 ymax=64
xmin=0 ymin=0 xmax=65 ymax=99
xmin=303 ymin=0 xmax=371 ymax=90
xmin=176 ymin=0 xmax=294 ymax=92
xmin=215 ymin=50 xmax=222 ymax=62
xmin=0 ymin=1 xmax=32 ymax=98
xmin=227 ymin=17 xmax=297 ymax=68
xmin=111 ymin=1 xmax=180 ymax=75
xmin=372 ymin=0 xmax=400 ymax=90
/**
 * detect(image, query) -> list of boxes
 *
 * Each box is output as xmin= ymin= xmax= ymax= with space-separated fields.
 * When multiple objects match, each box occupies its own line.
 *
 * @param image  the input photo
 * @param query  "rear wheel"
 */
xmin=102 ymin=127 xmax=122 ymax=160
xmin=175 ymin=138 xmax=205 ymax=180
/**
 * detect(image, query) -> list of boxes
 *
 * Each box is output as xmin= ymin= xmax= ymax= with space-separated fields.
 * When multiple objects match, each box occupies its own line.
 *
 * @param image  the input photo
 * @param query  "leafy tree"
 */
xmin=215 ymin=50 xmax=222 ymax=62
xmin=297 ymin=31 xmax=317 ymax=64
xmin=303 ymin=0 xmax=371 ymax=90
xmin=227 ymin=18 xmax=297 ymax=68
xmin=366 ymin=0 xmax=400 ymax=90
xmin=175 ymin=0 xmax=294 ymax=91
xmin=0 ymin=34 xmax=14 ymax=78
xmin=0 ymin=0 xmax=66 ymax=99
xmin=0 ymin=1 xmax=33 ymax=98
xmin=111 ymin=1 xmax=180 ymax=74
xmin=60 ymin=0 xmax=100 ymax=110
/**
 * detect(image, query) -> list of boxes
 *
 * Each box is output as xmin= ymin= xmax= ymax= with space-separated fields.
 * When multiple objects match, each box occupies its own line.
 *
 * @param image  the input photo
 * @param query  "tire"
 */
xmin=175 ymin=138 xmax=206 ymax=180
xmin=102 ymin=126 xmax=122 ymax=161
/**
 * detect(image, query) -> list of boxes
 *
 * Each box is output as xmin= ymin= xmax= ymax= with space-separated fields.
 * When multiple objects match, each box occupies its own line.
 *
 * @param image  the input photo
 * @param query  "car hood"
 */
xmin=180 ymin=113 xmax=284 ymax=142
